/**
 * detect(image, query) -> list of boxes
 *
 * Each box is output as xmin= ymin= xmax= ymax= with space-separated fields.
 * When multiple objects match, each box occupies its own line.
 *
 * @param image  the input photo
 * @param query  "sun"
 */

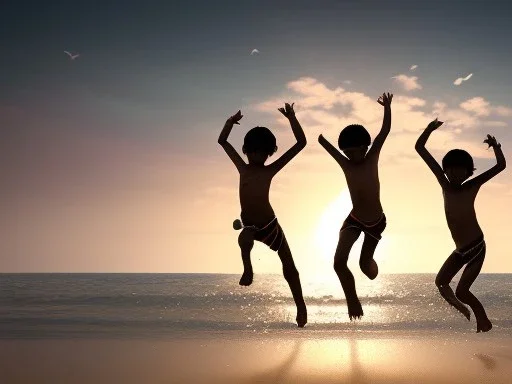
xmin=314 ymin=189 xmax=353 ymax=262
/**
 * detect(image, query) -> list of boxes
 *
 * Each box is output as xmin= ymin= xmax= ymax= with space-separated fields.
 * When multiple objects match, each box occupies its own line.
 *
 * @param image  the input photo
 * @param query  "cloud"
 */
xmin=460 ymin=97 xmax=491 ymax=116
xmin=494 ymin=106 xmax=512 ymax=117
xmin=391 ymin=74 xmax=422 ymax=91
xmin=410 ymin=65 xmax=418 ymax=71
xmin=453 ymin=73 xmax=473 ymax=85
xmin=253 ymin=77 xmax=510 ymax=162
xmin=343 ymin=80 xmax=352 ymax=85
xmin=482 ymin=121 xmax=507 ymax=128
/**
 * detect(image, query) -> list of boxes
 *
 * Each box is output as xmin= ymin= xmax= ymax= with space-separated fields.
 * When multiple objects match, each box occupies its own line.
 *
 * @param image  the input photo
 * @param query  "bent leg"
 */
xmin=455 ymin=248 xmax=491 ymax=332
xmin=435 ymin=252 xmax=470 ymax=320
xmin=334 ymin=227 xmax=362 ymax=320
xmin=359 ymin=234 xmax=379 ymax=280
xmin=238 ymin=228 xmax=255 ymax=286
xmin=277 ymin=236 xmax=307 ymax=328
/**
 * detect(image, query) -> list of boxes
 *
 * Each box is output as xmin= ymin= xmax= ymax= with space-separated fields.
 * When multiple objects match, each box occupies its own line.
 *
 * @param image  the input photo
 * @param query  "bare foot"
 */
xmin=477 ymin=318 xmax=493 ymax=333
xmin=347 ymin=297 xmax=364 ymax=320
xmin=239 ymin=270 xmax=253 ymax=286
xmin=361 ymin=259 xmax=378 ymax=280
xmin=296 ymin=305 xmax=307 ymax=328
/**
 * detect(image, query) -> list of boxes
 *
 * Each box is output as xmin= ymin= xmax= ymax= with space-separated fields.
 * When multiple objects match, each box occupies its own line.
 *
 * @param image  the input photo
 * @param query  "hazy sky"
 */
xmin=2 ymin=1 xmax=511 ymax=275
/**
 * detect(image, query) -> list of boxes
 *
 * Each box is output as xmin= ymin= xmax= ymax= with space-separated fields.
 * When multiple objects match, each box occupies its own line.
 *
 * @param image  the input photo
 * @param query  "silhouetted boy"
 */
xmin=217 ymin=103 xmax=308 ymax=327
xmin=415 ymin=118 xmax=506 ymax=332
xmin=318 ymin=92 xmax=393 ymax=320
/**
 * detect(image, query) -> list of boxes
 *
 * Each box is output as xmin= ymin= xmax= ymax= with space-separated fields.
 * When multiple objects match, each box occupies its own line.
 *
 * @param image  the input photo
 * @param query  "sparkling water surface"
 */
xmin=0 ymin=274 xmax=510 ymax=338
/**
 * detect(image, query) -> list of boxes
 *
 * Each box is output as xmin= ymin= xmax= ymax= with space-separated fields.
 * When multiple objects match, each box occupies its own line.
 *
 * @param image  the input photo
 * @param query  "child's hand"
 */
xmin=278 ymin=103 xmax=295 ymax=118
xmin=227 ymin=110 xmax=243 ymax=125
xmin=426 ymin=118 xmax=443 ymax=131
xmin=377 ymin=92 xmax=393 ymax=108
xmin=483 ymin=134 xmax=501 ymax=149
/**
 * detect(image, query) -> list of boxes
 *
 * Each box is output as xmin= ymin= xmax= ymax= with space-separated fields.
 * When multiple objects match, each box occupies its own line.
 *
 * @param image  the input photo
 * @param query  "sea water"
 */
xmin=0 ymin=274 xmax=511 ymax=338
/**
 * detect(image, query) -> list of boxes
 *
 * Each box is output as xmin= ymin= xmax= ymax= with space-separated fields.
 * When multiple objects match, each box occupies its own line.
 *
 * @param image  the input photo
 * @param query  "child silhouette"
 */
xmin=318 ymin=92 xmax=393 ymax=320
xmin=415 ymin=119 xmax=506 ymax=332
xmin=218 ymin=103 xmax=308 ymax=327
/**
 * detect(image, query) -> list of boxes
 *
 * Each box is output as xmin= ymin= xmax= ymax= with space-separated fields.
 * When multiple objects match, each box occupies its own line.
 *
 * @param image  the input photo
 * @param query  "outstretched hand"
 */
xmin=278 ymin=103 xmax=296 ymax=118
xmin=227 ymin=110 xmax=243 ymax=125
xmin=377 ymin=92 xmax=393 ymax=108
xmin=426 ymin=118 xmax=444 ymax=131
xmin=484 ymin=134 xmax=501 ymax=149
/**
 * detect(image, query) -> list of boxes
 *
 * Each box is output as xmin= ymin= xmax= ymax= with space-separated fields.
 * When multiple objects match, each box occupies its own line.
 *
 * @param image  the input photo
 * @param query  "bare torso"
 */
xmin=239 ymin=165 xmax=275 ymax=226
xmin=442 ymin=183 xmax=483 ymax=249
xmin=342 ymin=155 xmax=383 ymax=222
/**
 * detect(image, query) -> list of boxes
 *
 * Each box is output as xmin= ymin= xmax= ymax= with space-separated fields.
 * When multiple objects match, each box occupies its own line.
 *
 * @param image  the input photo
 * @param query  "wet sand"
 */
xmin=1 ymin=331 xmax=511 ymax=384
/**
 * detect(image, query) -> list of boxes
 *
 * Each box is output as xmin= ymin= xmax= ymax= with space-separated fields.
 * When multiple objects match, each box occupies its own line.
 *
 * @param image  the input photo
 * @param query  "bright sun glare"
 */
xmin=314 ymin=189 xmax=353 ymax=261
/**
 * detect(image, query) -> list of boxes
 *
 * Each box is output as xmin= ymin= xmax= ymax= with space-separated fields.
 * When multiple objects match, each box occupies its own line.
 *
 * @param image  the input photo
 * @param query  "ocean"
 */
xmin=1 ymin=273 xmax=511 ymax=339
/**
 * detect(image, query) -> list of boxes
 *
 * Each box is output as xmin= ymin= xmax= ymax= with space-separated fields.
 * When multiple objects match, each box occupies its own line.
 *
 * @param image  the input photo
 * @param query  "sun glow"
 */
xmin=314 ymin=189 xmax=353 ymax=262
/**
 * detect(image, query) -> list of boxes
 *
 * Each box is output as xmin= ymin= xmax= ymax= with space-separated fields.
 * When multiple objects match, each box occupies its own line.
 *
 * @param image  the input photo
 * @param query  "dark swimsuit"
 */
xmin=251 ymin=217 xmax=285 ymax=252
xmin=454 ymin=235 xmax=486 ymax=265
xmin=340 ymin=211 xmax=387 ymax=241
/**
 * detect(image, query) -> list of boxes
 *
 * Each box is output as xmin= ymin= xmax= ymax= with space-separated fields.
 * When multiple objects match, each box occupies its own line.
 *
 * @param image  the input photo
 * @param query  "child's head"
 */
xmin=242 ymin=126 xmax=278 ymax=164
xmin=338 ymin=124 xmax=371 ymax=162
xmin=442 ymin=149 xmax=475 ymax=185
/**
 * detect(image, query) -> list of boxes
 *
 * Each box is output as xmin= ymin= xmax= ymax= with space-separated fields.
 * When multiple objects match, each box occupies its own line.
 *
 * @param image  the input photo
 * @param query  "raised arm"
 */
xmin=318 ymin=134 xmax=348 ymax=168
xmin=268 ymin=103 xmax=307 ymax=174
xmin=415 ymin=119 xmax=449 ymax=188
xmin=218 ymin=110 xmax=246 ymax=172
xmin=367 ymin=92 xmax=393 ymax=158
xmin=467 ymin=135 xmax=506 ymax=187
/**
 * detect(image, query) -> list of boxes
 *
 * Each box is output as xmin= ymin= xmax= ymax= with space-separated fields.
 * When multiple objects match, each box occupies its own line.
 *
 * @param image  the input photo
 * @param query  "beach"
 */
xmin=1 ymin=333 xmax=511 ymax=383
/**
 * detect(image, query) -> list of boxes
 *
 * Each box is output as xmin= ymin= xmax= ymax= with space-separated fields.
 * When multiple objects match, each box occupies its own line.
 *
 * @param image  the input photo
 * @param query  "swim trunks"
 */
xmin=340 ymin=212 xmax=387 ymax=241
xmin=252 ymin=217 xmax=284 ymax=252
xmin=454 ymin=236 xmax=486 ymax=265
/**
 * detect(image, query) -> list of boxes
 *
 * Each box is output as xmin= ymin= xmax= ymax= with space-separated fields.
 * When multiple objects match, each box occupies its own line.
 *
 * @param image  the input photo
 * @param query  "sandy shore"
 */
xmin=1 ymin=332 xmax=511 ymax=384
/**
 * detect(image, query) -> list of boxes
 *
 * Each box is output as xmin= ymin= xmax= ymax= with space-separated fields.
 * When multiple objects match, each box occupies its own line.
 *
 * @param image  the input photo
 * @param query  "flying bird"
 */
xmin=410 ymin=65 xmax=418 ymax=71
xmin=64 ymin=51 xmax=80 ymax=60
xmin=454 ymin=73 xmax=473 ymax=85
xmin=250 ymin=49 xmax=259 ymax=55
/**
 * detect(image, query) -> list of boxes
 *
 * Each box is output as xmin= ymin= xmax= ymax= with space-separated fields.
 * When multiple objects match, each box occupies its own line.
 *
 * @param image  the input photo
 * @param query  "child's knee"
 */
xmin=334 ymin=259 xmax=348 ymax=274
xmin=455 ymin=285 xmax=470 ymax=301
xmin=238 ymin=230 xmax=254 ymax=250
xmin=435 ymin=274 xmax=447 ymax=288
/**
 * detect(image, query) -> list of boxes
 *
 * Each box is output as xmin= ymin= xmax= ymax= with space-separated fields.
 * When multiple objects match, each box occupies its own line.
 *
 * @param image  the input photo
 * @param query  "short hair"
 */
xmin=442 ymin=149 xmax=476 ymax=173
xmin=242 ymin=126 xmax=278 ymax=156
xmin=338 ymin=124 xmax=371 ymax=150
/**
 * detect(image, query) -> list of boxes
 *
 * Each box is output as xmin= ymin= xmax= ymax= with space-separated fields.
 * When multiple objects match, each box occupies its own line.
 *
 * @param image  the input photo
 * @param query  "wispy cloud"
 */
xmin=453 ymin=73 xmax=473 ymax=85
xmin=391 ymin=74 xmax=422 ymax=91
xmin=494 ymin=106 xmax=512 ymax=117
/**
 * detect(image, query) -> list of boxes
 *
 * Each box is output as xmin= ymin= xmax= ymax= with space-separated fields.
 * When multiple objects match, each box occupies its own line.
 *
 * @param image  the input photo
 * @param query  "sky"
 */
xmin=1 ymin=0 xmax=512 ymax=276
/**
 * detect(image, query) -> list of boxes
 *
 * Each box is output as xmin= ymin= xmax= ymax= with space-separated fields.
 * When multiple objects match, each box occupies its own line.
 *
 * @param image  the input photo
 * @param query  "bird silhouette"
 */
xmin=64 ymin=51 xmax=80 ymax=60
